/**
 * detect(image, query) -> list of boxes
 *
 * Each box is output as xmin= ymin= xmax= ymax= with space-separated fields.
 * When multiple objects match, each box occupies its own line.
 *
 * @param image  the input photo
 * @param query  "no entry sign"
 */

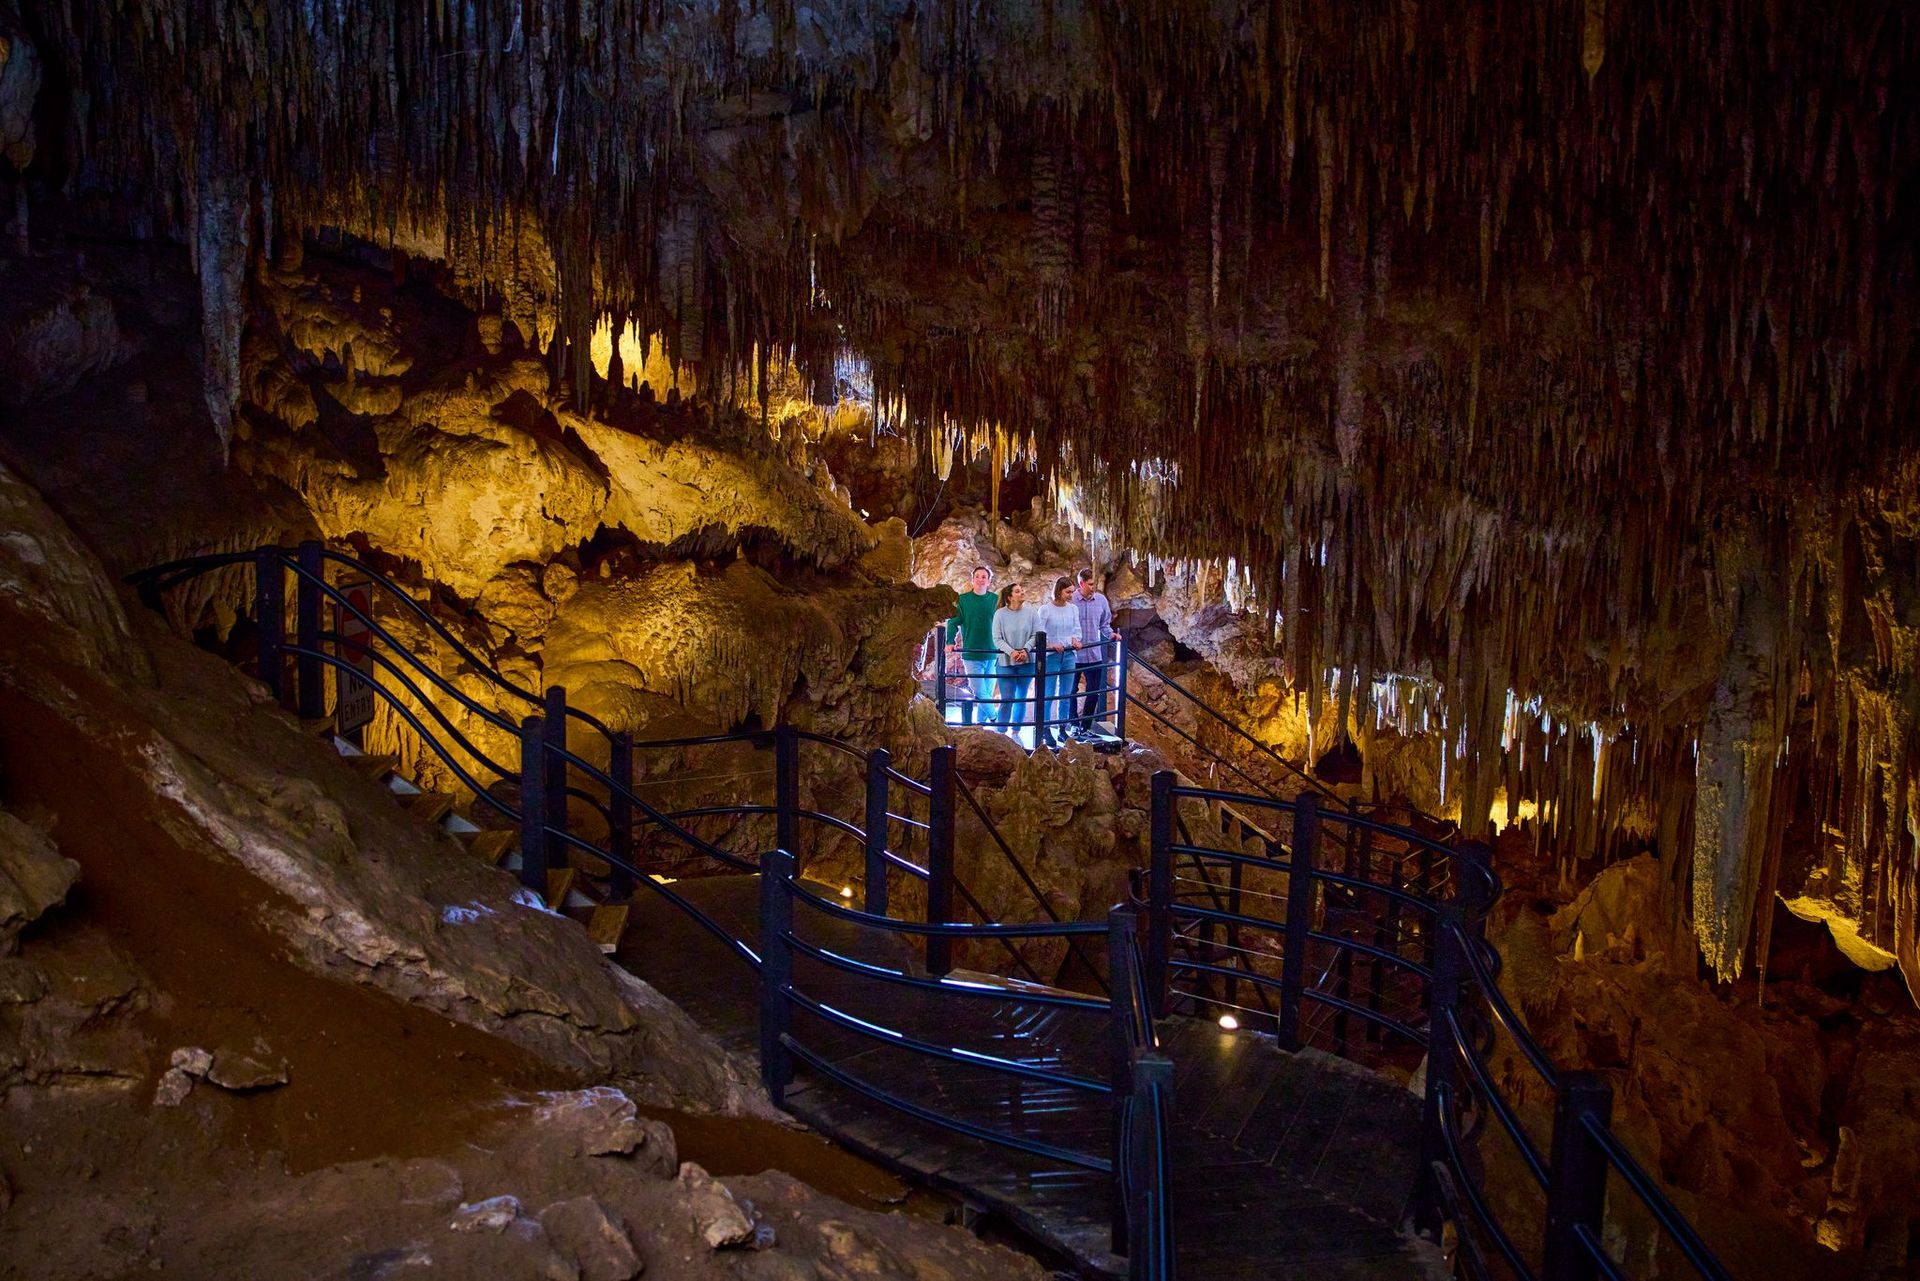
xmin=334 ymin=581 xmax=377 ymax=738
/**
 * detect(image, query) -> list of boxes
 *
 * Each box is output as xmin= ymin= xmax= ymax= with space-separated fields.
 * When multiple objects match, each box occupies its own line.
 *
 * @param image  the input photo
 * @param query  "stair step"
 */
xmin=348 ymin=753 xmax=399 ymax=779
xmin=587 ymin=904 xmax=629 ymax=954
xmin=546 ymin=867 xmax=576 ymax=908
xmin=405 ymin=792 xmax=456 ymax=826
xmin=465 ymin=831 xmax=517 ymax=867
xmin=301 ymin=714 xmax=337 ymax=737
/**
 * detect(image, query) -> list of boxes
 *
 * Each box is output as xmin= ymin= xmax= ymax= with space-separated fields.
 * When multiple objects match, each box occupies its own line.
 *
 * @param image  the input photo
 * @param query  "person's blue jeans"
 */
xmin=995 ymin=660 xmax=1035 ymax=730
xmin=1073 ymin=658 xmax=1108 ymax=728
xmin=1043 ymin=664 xmax=1078 ymax=738
xmin=961 ymin=658 xmax=994 ymax=724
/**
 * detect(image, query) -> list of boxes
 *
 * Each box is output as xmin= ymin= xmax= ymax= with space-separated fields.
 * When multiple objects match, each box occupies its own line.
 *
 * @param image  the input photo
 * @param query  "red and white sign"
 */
xmin=334 ymin=581 xmax=377 ymax=736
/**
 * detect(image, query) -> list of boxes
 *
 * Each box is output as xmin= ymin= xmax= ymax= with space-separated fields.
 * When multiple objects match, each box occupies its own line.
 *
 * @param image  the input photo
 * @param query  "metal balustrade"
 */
xmin=128 ymin=543 xmax=1734 ymax=1281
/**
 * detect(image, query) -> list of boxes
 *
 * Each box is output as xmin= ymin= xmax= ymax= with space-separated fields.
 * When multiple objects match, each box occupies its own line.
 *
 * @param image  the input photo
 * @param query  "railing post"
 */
xmin=1278 ymin=792 xmax=1320 ymax=1051
xmin=1128 ymin=1052 xmax=1175 ymax=1281
xmin=925 ymin=745 xmax=957 ymax=976
xmin=1415 ymin=863 xmax=1484 ymax=1239
xmin=1106 ymin=904 xmax=1137 ymax=1255
xmin=608 ymin=731 xmax=634 ymax=901
xmin=1115 ymin=638 xmax=1131 ymax=740
xmin=759 ymin=846 xmax=796 ymax=1107
xmin=935 ymin=623 xmax=948 ymax=720
xmin=1146 ymin=771 xmax=1174 ymax=1015
xmin=775 ymin=724 xmax=799 ymax=871
xmin=1035 ymin=629 xmax=1050 ymax=747
xmin=295 ymin=540 xmax=325 ymax=721
xmin=254 ymin=547 xmax=285 ymax=705
xmin=519 ymin=715 xmax=549 ymax=894
xmin=544 ymin=687 xmax=569 ymax=875
xmin=1543 ymin=1073 xmax=1615 ymax=1281
xmin=864 ymin=748 xmax=891 ymax=916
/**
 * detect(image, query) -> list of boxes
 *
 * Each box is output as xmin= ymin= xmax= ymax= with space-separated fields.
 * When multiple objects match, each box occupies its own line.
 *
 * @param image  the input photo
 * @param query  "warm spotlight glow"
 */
xmin=840 ymin=886 xmax=854 ymax=899
xmin=1218 ymin=1014 xmax=1239 ymax=1030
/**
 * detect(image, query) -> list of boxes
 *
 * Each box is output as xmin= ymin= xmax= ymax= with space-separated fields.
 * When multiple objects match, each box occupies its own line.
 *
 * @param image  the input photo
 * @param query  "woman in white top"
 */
xmin=1034 ymin=576 xmax=1085 ymax=748
xmin=990 ymin=582 xmax=1040 ymax=731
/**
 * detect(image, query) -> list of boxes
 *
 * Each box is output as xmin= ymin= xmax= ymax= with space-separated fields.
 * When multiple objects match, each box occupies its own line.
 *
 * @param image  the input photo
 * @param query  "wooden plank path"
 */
xmin=618 ymin=876 xmax=1444 ymax=1279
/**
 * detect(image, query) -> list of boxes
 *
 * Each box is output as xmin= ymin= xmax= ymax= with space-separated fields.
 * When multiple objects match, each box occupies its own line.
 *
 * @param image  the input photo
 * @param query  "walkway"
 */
xmin=127 ymin=544 xmax=1736 ymax=1281
xmin=620 ymin=875 xmax=1440 ymax=1280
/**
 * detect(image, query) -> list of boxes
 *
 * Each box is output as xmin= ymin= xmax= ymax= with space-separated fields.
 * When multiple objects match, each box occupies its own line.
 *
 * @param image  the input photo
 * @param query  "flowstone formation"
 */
xmin=216 ymin=243 xmax=948 ymax=787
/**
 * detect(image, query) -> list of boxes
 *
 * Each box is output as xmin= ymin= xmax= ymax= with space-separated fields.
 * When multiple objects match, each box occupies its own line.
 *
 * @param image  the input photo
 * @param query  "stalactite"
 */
xmin=32 ymin=0 xmax=1920 ymax=992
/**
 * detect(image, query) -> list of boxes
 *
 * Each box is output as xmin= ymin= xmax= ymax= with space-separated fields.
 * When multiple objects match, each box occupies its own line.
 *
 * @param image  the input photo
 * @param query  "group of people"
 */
xmin=943 ymin=565 xmax=1119 ymax=749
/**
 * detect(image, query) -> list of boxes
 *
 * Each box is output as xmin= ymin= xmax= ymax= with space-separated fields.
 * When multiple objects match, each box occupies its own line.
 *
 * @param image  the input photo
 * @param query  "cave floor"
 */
xmin=619 ymin=875 xmax=1442 ymax=1279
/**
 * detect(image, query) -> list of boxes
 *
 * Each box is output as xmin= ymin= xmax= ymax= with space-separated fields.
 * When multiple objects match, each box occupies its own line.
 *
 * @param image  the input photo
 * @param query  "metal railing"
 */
xmin=1109 ymin=903 xmax=1176 ymax=1280
xmin=931 ymin=622 xmax=1454 ymax=910
xmin=128 ymin=543 xmax=1073 ymax=959
xmin=130 ymin=544 xmax=1731 ymax=1281
xmin=1148 ymin=777 xmax=1732 ymax=1281
xmin=129 ymin=542 xmax=1175 ymax=1277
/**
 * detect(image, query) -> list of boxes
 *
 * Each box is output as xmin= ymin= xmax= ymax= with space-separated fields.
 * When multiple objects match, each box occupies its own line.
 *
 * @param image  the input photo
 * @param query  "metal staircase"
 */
xmin=128 ymin=544 xmax=1734 ymax=1281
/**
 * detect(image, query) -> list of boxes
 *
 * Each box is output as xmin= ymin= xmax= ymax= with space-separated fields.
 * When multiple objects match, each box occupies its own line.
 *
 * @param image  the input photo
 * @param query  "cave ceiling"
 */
xmin=13 ymin=1 xmax=1920 ymax=988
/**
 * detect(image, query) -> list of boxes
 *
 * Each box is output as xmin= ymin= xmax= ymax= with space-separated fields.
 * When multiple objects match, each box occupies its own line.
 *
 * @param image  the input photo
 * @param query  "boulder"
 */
xmin=951 ymin=726 xmax=1026 ymax=785
xmin=678 ymin=1162 xmax=756 ymax=1249
xmin=1550 ymin=855 xmax=1667 ymax=963
xmin=533 ymin=1087 xmax=678 ymax=1175
xmin=0 ymin=809 xmax=78 ymax=954
xmin=538 ymin=1196 xmax=643 ymax=1281
xmin=205 ymin=1041 xmax=289 ymax=1091
xmin=0 ymin=458 xmax=148 ymax=682
xmin=449 ymin=1194 xmax=524 ymax=1233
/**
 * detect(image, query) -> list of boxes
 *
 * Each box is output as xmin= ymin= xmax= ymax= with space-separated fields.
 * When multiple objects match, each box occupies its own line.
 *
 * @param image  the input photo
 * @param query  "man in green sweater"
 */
xmin=947 ymin=564 xmax=998 ymax=724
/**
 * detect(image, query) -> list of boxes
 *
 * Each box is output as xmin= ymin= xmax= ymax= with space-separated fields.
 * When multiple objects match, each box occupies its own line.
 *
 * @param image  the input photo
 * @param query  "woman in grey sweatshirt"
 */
xmin=1034 ymin=576 xmax=1086 ymax=747
xmin=991 ymin=583 xmax=1040 ymax=730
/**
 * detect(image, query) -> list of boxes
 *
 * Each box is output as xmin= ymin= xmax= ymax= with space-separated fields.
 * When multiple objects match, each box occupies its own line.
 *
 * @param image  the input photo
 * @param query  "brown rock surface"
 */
xmin=0 ymin=807 xmax=77 ymax=953
xmin=0 ymin=1078 xmax=1043 ymax=1281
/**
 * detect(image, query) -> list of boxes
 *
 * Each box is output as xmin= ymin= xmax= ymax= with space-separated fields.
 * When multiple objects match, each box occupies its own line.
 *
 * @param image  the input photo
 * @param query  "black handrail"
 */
xmin=784 ymin=981 xmax=1112 ymax=1094
xmin=139 ymin=545 xmax=1725 ymax=1281
xmin=781 ymin=1037 xmax=1114 ymax=1173
xmin=1440 ymin=1004 xmax=1551 ymax=1188
xmin=788 ymin=877 xmax=1108 ymax=938
xmin=784 ymin=934 xmax=1110 ymax=1011
xmin=1579 ymin=1117 xmax=1736 ymax=1281
xmin=138 ymin=545 xmax=1173 ymax=1274
xmin=953 ymin=773 xmax=1111 ymax=996
xmin=541 ymin=823 xmax=761 ymax=970
xmin=282 ymin=646 xmax=521 ymax=822
xmin=1434 ymin=1081 xmax=1542 ymax=1281
xmin=305 ymin=636 xmax=517 ymax=781
xmin=1148 ymin=775 xmax=1728 ymax=1281
xmin=1453 ymin=917 xmax=1560 ymax=1086
xmin=1126 ymin=652 xmax=1338 ymax=802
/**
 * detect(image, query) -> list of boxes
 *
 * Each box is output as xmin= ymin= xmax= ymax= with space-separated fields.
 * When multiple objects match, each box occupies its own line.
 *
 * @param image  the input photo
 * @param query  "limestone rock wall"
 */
xmin=0 ymin=454 xmax=767 ymax=1117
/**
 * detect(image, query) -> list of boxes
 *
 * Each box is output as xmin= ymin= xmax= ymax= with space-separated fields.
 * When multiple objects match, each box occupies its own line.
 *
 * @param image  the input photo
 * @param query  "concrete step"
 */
xmin=464 ymin=830 xmax=517 ymax=867
xmin=347 ymin=753 xmax=398 ymax=780
xmin=587 ymin=903 xmax=629 ymax=954
xmin=404 ymin=791 xmax=455 ymax=826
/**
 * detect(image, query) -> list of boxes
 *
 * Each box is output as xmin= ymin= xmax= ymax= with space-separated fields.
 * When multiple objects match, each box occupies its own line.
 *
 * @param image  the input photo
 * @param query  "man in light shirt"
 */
xmin=1070 ymin=569 xmax=1119 ymax=737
